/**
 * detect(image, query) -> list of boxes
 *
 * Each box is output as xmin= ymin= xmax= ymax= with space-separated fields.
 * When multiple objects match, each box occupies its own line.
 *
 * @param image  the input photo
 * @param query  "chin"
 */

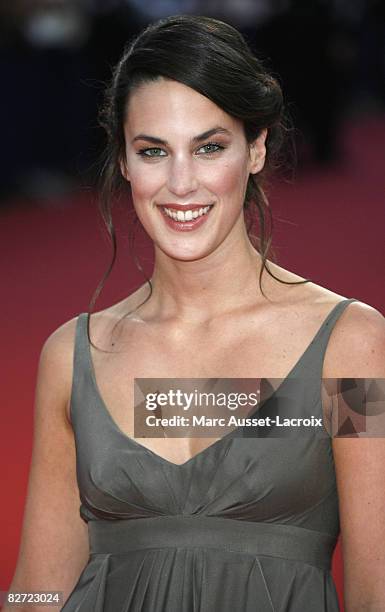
xmin=158 ymin=243 xmax=215 ymax=262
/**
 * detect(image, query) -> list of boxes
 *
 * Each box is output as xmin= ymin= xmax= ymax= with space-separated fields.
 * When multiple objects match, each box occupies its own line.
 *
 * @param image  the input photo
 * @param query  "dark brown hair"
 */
xmin=87 ymin=14 xmax=310 ymax=349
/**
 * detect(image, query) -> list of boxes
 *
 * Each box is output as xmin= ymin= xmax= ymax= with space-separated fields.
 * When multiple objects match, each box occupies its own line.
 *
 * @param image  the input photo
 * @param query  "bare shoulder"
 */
xmin=263 ymin=260 xmax=348 ymax=311
xmin=267 ymin=264 xmax=384 ymax=376
xmin=43 ymin=313 xmax=79 ymax=354
xmin=269 ymin=262 xmax=383 ymax=356
xmin=39 ymin=314 xmax=84 ymax=425
xmin=81 ymin=283 xmax=152 ymax=341
xmin=48 ymin=285 xmax=149 ymax=368
xmin=321 ymin=296 xmax=385 ymax=378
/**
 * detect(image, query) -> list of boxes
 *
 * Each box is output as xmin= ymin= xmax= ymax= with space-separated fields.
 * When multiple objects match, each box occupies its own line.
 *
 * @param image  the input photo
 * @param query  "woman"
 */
xmin=5 ymin=14 xmax=385 ymax=612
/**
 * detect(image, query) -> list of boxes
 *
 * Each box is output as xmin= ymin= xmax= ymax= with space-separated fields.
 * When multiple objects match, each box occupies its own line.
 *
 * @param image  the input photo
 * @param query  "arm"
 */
xmin=325 ymin=302 xmax=385 ymax=611
xmin=3 ymin=318 xmax=89 ymax=612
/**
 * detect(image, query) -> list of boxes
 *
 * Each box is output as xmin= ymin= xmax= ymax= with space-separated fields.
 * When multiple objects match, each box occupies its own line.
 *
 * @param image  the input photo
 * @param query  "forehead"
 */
xmin=124 ymin=77 xmax=239 ymax=136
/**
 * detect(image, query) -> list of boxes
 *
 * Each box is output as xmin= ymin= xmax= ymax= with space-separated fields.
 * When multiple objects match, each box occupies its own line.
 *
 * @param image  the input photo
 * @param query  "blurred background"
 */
xmin=1 ymin=2 xmax=384 ymax=610
xmin=0 ymin=0 xmax=384 ymax=201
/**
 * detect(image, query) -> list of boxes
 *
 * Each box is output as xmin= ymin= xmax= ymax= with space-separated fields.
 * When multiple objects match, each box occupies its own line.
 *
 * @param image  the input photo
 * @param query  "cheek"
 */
xmin=129 ymin=166 xmax=163 ymax=201
xmin=205 ymin=159 xmax=248 ymax=198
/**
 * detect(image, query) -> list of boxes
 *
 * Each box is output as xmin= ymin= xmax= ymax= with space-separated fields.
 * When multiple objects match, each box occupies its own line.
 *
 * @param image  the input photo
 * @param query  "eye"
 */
xmin=197 ymin=142 xmax=225 ymax=155
xmin=136 ymin=142 xmax=226 ymax=159
xmin=137 ymin=147 xmax=167 ymax=158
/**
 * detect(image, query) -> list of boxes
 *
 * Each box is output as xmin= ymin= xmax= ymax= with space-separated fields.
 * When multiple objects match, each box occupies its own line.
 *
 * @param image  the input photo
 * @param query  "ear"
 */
xmin=249 ymin=128 xmax=268 ymax=175
xmin=119 ymin=155 xmax=130 ymax=183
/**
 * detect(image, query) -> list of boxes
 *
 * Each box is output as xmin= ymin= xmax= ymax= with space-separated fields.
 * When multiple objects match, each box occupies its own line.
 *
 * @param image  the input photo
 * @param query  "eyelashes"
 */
xmin=136 ymin=142 xmax=226 ymax=159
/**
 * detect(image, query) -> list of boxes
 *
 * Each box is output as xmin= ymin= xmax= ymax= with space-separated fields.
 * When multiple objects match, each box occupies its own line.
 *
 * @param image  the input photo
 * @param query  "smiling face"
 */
xmin=120 ymin=77 xmax=267 ymax=261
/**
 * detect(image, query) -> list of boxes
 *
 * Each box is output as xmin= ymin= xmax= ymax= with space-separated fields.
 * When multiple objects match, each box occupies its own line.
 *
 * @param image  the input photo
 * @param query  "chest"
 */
xmin=78 ymin=315 xmax=326 ymax=465
xmin=99 ymin=315 xmax=303 ymax=379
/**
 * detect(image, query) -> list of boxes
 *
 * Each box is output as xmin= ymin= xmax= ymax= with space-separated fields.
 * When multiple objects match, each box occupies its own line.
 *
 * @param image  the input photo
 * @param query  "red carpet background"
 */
xmin=1 ymin=112 xmax=384 ymax=610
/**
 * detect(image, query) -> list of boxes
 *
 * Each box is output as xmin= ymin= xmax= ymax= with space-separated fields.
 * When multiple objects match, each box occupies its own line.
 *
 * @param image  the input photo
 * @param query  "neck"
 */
xmin=149 ymin=225 xmax=268 ymax=324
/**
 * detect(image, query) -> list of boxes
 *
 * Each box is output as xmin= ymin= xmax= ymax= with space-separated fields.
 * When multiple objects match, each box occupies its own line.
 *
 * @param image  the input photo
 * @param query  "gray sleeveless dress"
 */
xmin=61 ymin=298 xmax=358 ymax=611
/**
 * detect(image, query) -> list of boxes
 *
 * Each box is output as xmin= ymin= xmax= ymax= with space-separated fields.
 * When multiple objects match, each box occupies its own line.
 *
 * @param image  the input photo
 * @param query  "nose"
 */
xmin=166 ymin=155 xmax=199 ymax=197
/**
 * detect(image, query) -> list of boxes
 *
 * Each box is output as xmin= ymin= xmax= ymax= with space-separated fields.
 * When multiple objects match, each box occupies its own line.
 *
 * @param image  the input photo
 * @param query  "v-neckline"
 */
xmin=80 ymin=298 xmax=354 ymax=469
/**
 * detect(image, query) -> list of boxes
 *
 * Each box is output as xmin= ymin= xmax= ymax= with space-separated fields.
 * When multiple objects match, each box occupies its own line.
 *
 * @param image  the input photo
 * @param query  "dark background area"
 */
xmin=1 ymin=2 xmax=384 ymax=610
xmin=0 ymin=0 xmax=384 ymax=202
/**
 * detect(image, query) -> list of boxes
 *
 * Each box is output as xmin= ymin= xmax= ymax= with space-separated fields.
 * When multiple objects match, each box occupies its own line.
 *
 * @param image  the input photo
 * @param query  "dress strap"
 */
xmin=298 ymin=297 xmax=359 ymax=381
xmin=69 ymin=313 xmax=89 ymax=425
xmin=73 ymin=313 xmax=89 ymax=369
xmin=316 ymin=297 xmax=358 ymax=366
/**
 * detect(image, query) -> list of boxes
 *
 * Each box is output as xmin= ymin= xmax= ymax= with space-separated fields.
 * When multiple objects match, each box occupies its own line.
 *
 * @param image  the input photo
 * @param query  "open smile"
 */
xmin=157 ymin=204 xmax=214 ymax=232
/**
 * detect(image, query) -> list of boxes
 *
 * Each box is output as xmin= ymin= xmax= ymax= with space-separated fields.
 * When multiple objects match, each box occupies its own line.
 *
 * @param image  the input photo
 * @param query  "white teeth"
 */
xmin=163 ymin=205 xmax=212 ymax=222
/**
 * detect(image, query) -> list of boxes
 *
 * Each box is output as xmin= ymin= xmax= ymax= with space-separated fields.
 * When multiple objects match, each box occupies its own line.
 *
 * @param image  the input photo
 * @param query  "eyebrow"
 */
xmin=131 ymin=126 xmax=232 ymax=146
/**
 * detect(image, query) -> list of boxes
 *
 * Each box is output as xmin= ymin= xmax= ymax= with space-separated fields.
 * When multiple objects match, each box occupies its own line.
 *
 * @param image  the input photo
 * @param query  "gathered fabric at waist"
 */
xmin=88 ymin=516 xmax=337 ymax=571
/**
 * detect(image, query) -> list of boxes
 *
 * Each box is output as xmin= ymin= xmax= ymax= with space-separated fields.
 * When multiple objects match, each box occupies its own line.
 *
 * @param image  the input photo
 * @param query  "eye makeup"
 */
xmin=136 ymin=142 xmax=227 ymax=159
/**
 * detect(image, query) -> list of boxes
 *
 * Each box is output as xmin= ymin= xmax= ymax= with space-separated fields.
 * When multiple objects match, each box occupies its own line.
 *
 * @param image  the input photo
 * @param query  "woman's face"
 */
xmin=121 ymin=77 xmax=267 ymax=261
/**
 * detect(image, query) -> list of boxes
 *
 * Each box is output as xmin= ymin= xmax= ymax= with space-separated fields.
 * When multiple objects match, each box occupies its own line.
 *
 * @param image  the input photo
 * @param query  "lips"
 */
xmin=157 ymin=202 xmax=214 ymax=231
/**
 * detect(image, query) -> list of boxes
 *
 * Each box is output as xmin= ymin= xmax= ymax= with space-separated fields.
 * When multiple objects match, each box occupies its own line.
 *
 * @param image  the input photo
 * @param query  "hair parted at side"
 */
xmin=87 ymin=14 xmax=310 ymax=349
